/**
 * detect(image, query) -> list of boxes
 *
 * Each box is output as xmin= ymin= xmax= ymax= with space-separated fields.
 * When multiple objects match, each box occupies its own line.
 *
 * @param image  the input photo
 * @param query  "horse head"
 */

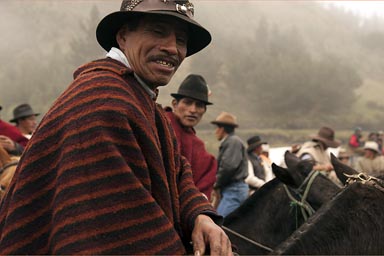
xmin=272 ymin=151 xmax=339 ymax=211
xmin=330 ymin=153 xmax=359 ymax=185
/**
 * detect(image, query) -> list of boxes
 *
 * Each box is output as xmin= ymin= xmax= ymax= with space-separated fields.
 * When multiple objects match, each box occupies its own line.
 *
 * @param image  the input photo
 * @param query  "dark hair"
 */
xmin=217 ymin=124 xmax=235 ymax=134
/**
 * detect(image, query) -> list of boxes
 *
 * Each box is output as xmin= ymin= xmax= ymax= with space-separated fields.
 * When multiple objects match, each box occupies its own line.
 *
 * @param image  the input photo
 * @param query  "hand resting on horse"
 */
xmin=192 ymin=214 xmax=232 ymax=256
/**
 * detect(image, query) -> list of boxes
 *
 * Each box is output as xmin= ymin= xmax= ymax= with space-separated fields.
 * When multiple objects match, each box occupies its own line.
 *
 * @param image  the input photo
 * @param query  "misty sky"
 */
xmin=323 ymin=1 xmax=384 ymax=18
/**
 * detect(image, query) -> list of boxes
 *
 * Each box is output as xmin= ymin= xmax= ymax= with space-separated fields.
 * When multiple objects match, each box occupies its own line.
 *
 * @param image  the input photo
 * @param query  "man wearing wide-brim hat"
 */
xmin=211 ymin=112 xmax=249 ymax=217
xmin=0 ymin=1 xmax=231 ymax=255
xmin=356 ymin=141 xmax=384 ymax=177
xmin=296 ymin=126 xmax=342 ymax=185
xmin=165 ymin=74 xmax=217 ymax=201
xmin=10 ymin=103 xmax=40 ymax=140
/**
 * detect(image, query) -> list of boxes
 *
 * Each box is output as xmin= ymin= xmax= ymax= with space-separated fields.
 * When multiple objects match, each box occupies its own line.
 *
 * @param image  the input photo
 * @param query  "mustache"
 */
xmin=149 ymin=54 xmax=180 ymax=66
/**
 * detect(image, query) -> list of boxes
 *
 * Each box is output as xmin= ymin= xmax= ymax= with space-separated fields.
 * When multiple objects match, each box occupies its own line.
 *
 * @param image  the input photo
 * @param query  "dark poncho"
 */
xmin=0 ymin=58 xmax=219 ymax=254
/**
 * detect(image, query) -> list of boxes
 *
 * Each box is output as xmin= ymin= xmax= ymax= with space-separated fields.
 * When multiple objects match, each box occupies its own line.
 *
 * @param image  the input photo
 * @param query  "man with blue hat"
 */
xmin=0 ymin=1 xmax=231 ymax=255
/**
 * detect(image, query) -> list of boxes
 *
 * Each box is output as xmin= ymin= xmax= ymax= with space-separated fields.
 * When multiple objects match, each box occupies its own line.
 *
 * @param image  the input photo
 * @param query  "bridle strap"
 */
xmin=0 ymin=161 xmax=19 ymax=175
xmin=222 ymin=226 xmax=273 ymax=252
xmin=284 ymin=170 xmax=319 ymax=221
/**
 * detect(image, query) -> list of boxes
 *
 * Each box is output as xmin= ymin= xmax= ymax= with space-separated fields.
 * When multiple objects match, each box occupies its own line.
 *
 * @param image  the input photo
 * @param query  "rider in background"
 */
xmin=348 ymin=126 xmax=364 ymax=167
xmin=296 ymin=126 xmax=341 ymax=186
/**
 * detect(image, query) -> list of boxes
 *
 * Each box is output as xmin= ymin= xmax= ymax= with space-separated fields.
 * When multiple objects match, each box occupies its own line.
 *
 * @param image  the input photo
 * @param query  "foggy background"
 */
xmin=1 ymin=0 xmax=384 ymax=133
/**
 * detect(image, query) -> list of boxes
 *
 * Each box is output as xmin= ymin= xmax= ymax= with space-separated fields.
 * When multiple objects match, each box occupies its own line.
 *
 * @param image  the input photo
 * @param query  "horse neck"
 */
xmin=224 ymin=179 xmax=306 ymax=246
xmin=0 ymin=145 xmax=11 ymax=167
xmin=305 ymin=174 xmax=340 ymax=210
xmin=273 ymin=182 xmax=384 ymax=254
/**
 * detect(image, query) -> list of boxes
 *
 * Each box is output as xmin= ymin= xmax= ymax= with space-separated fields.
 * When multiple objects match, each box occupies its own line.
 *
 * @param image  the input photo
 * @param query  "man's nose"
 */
xmin=159 ymin=32 xmax=178 ymax=55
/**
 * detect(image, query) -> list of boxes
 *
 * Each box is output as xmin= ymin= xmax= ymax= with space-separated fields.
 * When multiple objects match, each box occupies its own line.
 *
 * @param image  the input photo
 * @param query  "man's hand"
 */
xmin=191 ymin=214 xmax=232 ymax=256
xmin=0 ymin=135 xmax=16 ymax=152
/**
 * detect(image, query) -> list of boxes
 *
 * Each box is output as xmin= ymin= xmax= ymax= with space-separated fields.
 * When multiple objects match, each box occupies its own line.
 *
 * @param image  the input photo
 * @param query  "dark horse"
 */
xmin=273 ymin=154 xmax=384 ymax=255
xmin=223 ymin=151 xmax=342 ymax=255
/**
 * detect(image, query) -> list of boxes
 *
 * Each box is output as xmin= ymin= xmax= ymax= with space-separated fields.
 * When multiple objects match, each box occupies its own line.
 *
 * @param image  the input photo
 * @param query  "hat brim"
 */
xmin=96 ymin=10 xmax=211 ymax=57
xmin=170 ymin=93 xmax=213 ymax=105
xmin=247 ymin=142 xmax=265 ymax=152
xmin=10 ymin=113 xmax=40 ymax=123
xmin=211 ymin=121 xmax=238 ymax=128
xmin=311 ymin=135 xmax=341 ymax=148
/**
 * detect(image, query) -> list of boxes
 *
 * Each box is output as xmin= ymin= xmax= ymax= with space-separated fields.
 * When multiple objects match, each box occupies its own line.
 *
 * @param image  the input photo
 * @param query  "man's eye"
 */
xmin=153 ymin=29 xmax=164 ymax=35
xmin=177 ymin=36 xmax=187 ymax=45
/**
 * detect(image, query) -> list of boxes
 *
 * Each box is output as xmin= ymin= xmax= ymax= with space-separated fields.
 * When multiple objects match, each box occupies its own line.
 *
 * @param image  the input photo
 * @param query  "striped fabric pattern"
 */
xmin=0 ymin=58 xmax=218 ymax=254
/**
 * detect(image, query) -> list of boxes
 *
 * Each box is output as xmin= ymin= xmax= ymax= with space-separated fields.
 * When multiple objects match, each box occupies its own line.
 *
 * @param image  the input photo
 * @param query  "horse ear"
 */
xmin=284 ymin=151 xmax=300 ymax=169
xmin=331 ymin=153 xmax=358 ymax=185
xmin=272 ymin=163 xmax=297 ymax=187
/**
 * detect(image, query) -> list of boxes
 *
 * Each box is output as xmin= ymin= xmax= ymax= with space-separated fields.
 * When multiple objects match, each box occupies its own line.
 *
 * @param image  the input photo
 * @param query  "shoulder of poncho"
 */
xmin=73 ymin=58 xmax=132 ymax=79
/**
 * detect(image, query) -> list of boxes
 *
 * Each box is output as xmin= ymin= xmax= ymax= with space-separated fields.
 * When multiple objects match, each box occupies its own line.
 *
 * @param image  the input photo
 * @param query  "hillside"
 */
xmin=0 ymin=0 xmax=383 ymax=131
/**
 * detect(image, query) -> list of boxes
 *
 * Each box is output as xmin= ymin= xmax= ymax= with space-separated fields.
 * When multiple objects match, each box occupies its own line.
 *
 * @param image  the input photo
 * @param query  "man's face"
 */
xmin=254 ymin=145 xmax=262 ymax=155
xmin=18 ymin=115 xmax=37 ymax=134
xmin=215 ymin=126 xmax=225 ymax=141
xmin=172 ymin=97 xmax=206 ymax=128
xmin=117 ymin=15 xmax=188 ymax=88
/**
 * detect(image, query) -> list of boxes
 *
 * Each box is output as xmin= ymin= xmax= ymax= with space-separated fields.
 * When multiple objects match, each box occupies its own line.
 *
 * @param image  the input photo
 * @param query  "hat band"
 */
xmin=121 ymin=0 xmax=194 ymax=18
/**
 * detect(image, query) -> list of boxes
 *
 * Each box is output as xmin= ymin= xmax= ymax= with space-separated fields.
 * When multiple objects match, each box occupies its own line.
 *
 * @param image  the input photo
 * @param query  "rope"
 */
xmin=284 ymin=170 xmax=319 ymax=221
xmin=0 ymin=161 xmax=19 ymax=175
xmin=222 ymin=226 xmax=273 ymax=252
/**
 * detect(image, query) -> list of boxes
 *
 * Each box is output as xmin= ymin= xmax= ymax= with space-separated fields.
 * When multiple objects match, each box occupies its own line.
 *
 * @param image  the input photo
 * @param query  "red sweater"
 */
xmin=0 ymin=58 xmax=219 ymax=254
xmin=165 ymin=110 xmax=217 ymax=199
xmin=0 ymin=120 xmax=29 ymax=147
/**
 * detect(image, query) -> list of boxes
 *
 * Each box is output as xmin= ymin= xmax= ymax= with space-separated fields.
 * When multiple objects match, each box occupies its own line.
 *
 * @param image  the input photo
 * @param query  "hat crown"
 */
xmin=212 ymin=112 xmax=238 ymax=127
xmin=311 ymin=126 xmax=340 ymax=148
xmin=317 ymin=126 xmax=335 ymax=141
xmin=171 ymin=74 xmax=211 ymax=104
xmin=120 ymin=0 xmax=194 ymax=18
xmin=247 ymin=135 xmax=262 ymax=146
xmin=10 ymin=104 xmax=39 ymax=122
xmin=364 ymin=141 xmax=380 ymax=153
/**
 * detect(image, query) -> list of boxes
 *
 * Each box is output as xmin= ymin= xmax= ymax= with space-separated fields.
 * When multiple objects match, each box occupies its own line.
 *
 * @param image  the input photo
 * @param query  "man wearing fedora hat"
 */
xmin=0 ymin=1 xmax=232 ymax=255
xmin=245 ymin=135 xmax=274 ymax=194
xmin=10 ymin=103 xmax=40 ymax=139
xmin=211 ymin=112 xmax=249 ymax=217
xmin=0 ymin=105 xmax=28 ymax=156
xmin=165 ymin=74 xmax=217 ymax=201
xmin=356 ymin=141 xmax=384 ymax=177
xmin=296 ymin=126 xmax=341 ymax=185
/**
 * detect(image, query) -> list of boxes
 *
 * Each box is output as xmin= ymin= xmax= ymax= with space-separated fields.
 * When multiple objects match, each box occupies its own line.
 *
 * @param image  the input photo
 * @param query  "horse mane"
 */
xmin=273 ymin=180 xmax=384 ymax=254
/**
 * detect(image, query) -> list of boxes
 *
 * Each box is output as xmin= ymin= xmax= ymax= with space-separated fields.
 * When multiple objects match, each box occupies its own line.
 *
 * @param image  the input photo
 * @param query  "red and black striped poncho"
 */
xmin=0 ymin=58 xmax=219 ymax=254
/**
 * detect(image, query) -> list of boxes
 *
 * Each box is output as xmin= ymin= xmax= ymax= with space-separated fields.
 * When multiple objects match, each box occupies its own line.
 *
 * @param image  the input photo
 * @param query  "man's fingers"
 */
xmin=193 ymin=238 xmax=205 ymax=256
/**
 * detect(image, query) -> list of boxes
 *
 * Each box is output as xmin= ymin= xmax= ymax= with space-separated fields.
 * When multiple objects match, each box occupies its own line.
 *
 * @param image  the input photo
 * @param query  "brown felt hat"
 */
xmin=211 ymin=112 xmax=238 ymax=128
xmin=310 ymin=126 xmax=340 ymax=148
xmin=171 ymin=74 xmax=212 ymax=105
xmin=96 ymin=0 xmax=212 ymax=57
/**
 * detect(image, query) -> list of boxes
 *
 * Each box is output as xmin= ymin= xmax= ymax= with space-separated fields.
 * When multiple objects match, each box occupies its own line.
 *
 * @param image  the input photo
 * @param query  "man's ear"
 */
xmin=171 ymin=99 xmax=178 ymax=108
xmin=116 ymin=27 xmax=127 ymax=50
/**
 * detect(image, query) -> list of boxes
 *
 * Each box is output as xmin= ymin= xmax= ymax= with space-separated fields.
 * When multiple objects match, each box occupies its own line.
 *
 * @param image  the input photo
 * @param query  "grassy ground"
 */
xmin=196 ymin=128 xmax=353 ymax=156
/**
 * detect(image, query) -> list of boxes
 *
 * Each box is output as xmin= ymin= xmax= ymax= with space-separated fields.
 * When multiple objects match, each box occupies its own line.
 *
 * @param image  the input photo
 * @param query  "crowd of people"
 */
xmin=0 ymin=0 xmax=383 ymax=254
